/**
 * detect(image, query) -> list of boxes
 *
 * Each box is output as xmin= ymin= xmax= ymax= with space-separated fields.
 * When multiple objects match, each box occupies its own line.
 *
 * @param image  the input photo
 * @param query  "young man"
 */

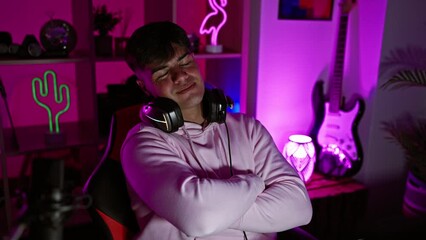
xmin=122 ymin=21 xmax=313 ymax=240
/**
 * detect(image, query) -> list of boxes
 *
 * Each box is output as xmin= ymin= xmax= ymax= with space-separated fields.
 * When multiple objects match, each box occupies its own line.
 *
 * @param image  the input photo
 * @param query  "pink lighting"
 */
xmin=283 ymin=134 xmax=316 ymax=182
xmin=255 ymin=1 xmax=385 ymax=155
xmin=199 ymin=0 xmax=228 ymax=53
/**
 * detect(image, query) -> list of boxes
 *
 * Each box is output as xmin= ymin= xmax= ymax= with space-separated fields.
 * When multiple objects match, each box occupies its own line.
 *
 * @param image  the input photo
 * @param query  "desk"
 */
xmin=2 ymin=121 xmax=98 ymax=155
xmin=303 ymin=173 xmax=368 ymax=240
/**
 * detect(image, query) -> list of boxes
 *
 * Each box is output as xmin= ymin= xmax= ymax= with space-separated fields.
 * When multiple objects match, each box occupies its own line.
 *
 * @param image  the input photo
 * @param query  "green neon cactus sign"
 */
xmin=32 ymin=70 xmax=70 ymax=133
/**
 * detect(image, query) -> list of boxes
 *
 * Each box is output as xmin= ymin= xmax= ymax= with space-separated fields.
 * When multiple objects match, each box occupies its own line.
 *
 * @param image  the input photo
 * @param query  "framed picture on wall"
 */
xmin=278 ymin=0 xmax=334 ymax=20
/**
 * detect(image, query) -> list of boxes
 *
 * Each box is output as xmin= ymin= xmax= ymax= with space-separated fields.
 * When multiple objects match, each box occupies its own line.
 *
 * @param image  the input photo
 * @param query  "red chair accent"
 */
xmin=96 ymin=209 xmax=131 ymax=240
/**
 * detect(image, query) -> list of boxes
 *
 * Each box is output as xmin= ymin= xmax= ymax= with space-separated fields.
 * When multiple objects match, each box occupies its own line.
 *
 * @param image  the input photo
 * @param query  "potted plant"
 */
xmin=93 ymin=4 xmax=122 ymax=57
xmin=380 ymin=45 xmax=426 ymax=219
xmin=382 ymin=113 xmax=426 ymax=182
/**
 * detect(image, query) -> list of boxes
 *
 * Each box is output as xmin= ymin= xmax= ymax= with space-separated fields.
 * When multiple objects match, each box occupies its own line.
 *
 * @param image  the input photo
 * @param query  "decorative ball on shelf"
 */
xmin=39 ymin=19 xmax=77 ymax=57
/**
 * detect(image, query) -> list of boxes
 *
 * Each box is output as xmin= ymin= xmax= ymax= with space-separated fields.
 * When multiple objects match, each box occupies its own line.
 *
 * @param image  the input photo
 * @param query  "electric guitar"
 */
xmin=310 ymin=0 xmax=364 ymax=178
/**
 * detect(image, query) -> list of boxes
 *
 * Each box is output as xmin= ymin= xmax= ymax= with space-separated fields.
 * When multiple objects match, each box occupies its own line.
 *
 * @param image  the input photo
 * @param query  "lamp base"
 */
xmin=205 ymin=44 xmax=223 ymax=53
xmin=45 ymin=132 xmax=66 ymax=145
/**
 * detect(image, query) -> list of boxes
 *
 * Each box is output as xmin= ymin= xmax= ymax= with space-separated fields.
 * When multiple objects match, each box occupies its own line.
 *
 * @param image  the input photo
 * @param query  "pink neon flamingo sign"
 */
xmin=199 ymin=0 xmax=228 ymax=53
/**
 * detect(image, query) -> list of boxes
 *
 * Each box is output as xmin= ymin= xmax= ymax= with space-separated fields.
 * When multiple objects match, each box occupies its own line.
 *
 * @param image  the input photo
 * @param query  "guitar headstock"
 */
xmin=339 ymin=0 xmax=357 ymax=15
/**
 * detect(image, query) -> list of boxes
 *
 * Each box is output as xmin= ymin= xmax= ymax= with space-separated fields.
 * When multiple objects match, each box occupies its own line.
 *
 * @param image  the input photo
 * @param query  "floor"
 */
xmin=2 ymin=208 xmax=425 ymax=240
xmin=61 ymin=213 xmax=426 ymax=240
xmin=358 ymin=214 xmax=426 ymax=240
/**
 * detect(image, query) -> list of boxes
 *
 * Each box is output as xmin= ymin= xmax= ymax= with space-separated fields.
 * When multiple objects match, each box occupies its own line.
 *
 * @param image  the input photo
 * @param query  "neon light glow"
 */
xmin=199 ymin=0 xmax=228 ymax=46
xmin=32 ymin=70 xmax=70 ymax=133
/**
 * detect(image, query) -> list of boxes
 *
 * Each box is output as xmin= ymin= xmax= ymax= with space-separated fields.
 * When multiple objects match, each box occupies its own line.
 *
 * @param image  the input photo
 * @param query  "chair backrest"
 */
xmin=83 ymin=104 xmax=142 ymax=240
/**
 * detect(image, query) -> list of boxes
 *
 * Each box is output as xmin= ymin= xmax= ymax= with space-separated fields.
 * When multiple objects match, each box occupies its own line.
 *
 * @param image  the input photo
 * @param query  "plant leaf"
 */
xmin=381 ymin=113 xmax=426 ymax=180
xmin=379 ymin=45 xmax=426 ymax=80
xmin=380 ymin=70 xmax=426 ymax=90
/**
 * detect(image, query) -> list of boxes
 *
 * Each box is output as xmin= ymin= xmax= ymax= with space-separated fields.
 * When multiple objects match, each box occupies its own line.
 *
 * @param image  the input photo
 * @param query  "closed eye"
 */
xmin=154 ymin=70 xmax=169 ymax=82
xmin=179 ymin=55 xmax=194 ymax=67
xmin=180 ymin=61 xmax=191 ymax=66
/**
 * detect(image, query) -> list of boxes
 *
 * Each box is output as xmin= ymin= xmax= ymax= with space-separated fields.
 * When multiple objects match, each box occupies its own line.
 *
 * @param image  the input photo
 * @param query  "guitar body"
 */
xmin=310 ymin=80 xmax=365 ymax=178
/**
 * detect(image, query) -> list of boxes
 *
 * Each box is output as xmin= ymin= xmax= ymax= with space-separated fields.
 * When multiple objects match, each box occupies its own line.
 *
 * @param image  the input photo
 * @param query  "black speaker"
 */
xmin=18 ymin=34 xmax=43 ymax=58
xmin=141 ymin=88 xmax=233 ymax=133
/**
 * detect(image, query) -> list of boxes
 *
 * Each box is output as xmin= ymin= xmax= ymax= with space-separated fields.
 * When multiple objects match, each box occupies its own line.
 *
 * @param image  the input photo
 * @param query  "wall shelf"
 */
xmin=2 ymin=121 xmax=98 ymax=156
xmin=0 ymin=56 xmax=91 ymax=65
xmin=94 ymin=51 xmax=242 ymax=63
xmin=194 ymin=52 xmax=241 ymax=59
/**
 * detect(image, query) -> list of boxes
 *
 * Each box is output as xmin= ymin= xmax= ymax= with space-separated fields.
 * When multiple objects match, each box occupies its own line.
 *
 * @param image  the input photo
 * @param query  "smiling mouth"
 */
xmin=176 ymin=83 xmax=196 ymax=94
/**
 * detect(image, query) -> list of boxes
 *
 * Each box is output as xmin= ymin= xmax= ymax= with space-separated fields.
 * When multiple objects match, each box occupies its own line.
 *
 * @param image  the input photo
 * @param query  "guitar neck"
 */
xmin=329 ymin=14 xmax=349 ymax=113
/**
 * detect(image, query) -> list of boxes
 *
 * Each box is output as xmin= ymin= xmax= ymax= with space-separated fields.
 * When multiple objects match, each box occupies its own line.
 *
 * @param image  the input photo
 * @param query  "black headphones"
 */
xmin=140 ymin=88 xmax=233 ymax=133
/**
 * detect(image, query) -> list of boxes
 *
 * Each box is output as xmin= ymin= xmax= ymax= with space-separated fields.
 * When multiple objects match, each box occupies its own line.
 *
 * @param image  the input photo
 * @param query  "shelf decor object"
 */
xmin=114 ymin=7 xmax=131 ymax=57
xmin=18 ymin=34 xmax=43 ymax=58
xmin=32 ymin=70 xmax=70 ymax=145
xmin=283 ymin=134 xmax=316 ymax=182
xmin=199 ymin=0 xmax=228 ymax=53
xmin=93 ymin=4 xmax=122 ymax=57
xmin=187 ymin=33 xmax=200 ymax=53
xmin=40 ymin=19 xmax=77 ymax=57
xmin=0 ymin=31 xmax=12 ymax=56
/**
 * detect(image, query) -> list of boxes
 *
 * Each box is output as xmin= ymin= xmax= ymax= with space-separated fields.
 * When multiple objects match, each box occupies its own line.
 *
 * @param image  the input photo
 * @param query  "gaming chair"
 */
xmin=83 ymin=104 xmax=142 ymax=240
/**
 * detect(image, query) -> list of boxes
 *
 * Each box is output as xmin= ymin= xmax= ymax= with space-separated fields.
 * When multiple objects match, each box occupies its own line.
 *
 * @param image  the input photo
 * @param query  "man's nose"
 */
xmin=171 ymin=67 xmax=188 ymax=83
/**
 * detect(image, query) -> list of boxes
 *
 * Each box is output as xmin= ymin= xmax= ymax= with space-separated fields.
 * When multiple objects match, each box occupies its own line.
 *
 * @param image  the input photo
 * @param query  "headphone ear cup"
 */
xmin=140 ymin=97 xmax=183 ymax=133
xmin=203 ymin=88 xmax=231 ymax=123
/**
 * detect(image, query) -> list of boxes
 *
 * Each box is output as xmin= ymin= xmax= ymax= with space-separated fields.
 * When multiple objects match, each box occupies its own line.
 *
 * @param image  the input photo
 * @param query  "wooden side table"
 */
xmin=302 ymin=172 xmax=368 ymax=240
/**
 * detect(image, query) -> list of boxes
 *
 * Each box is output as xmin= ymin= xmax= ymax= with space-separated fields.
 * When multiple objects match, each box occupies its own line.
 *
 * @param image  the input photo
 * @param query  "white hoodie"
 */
xmin=121 ymin=112 xmax=312 ymax=240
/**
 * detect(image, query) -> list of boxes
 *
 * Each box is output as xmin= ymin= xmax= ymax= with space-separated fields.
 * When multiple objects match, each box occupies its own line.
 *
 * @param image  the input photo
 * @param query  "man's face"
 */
xmin=135 ymin=44 xmax=205 ymax=112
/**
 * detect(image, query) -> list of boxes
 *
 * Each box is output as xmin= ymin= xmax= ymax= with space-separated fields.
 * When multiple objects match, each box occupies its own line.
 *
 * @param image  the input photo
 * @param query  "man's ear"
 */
xmin=136 ymin=79 xmax=152 ymax=96
xmin=136 ymin=79 xmax=144 ymax=89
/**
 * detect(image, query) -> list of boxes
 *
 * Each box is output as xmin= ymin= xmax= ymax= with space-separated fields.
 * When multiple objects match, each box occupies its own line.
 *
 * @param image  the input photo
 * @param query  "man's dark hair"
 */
xmin=125 ymin=21 xmax=191 ymax=71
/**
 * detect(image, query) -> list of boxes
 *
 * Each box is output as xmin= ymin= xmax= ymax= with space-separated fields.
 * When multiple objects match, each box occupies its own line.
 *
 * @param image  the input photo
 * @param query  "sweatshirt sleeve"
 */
xmin=121 ymin=126 xmax=266 ymax=237
xmin=231 ymin=118 xmax=313 ymax=233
